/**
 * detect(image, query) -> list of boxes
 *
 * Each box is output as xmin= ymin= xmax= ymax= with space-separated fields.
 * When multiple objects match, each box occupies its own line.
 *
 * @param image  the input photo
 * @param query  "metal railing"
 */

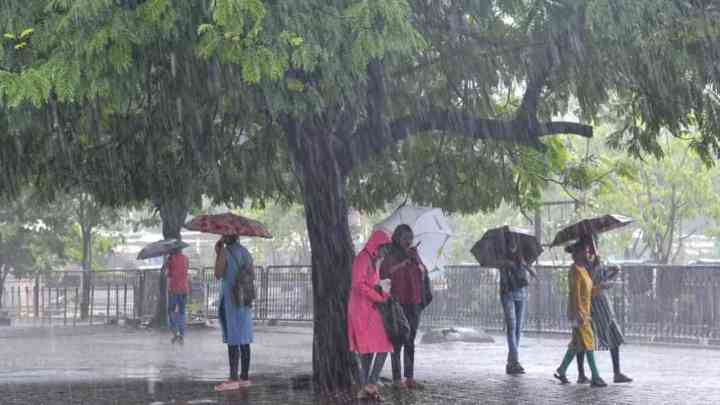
xmin=2 ymin=264 xmax=719 ymax=345
xmin=0 ymin=269 xmax=163 ymax=326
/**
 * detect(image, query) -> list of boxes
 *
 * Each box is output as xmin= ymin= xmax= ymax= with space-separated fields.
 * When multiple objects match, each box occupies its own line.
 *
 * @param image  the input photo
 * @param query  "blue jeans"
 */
xmin=501 ymin=288 xmax=527 ymax=364
xmin=168 ymin=294 xmax=187 ymax=337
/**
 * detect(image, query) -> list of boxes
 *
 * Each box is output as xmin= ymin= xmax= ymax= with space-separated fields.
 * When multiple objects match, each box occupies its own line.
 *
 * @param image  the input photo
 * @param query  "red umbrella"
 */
xmin=550 ymin=214 xmax=633 ymax=247
xmin=184 ymin=213 xmax=272 ymax=238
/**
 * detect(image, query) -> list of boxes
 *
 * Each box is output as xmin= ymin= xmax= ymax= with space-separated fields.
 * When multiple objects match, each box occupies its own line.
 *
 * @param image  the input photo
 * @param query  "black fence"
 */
xmin=2 ymin=264 xmax=719 ymax=346
xmin=0 ymin=269 xmax=163 ymax=326
xmin=421 ymin=265 xmax=720 ymax=345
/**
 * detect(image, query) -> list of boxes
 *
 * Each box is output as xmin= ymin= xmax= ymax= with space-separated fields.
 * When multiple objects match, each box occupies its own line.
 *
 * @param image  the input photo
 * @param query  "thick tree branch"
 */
xmin=341 ymin=110 xmax=592 ymax=176
xmin=339 ymin=3 xmax=591 ymax=177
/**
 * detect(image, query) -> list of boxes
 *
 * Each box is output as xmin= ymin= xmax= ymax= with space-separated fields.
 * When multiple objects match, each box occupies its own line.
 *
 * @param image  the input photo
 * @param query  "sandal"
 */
xmin=577 ymin=375 xmax=590 ymax=384
xmin=356 ymin=387 xmax=370 ymax=400
xmin=214 ymin=380 xmax=241 ymax=392
xmin=366 ymin=385 xmax=384 ymax=402
xmin=554 ymin=372 xmax=570 ymax=384
xmin=591 ymin=377 xmax=608 ymax=388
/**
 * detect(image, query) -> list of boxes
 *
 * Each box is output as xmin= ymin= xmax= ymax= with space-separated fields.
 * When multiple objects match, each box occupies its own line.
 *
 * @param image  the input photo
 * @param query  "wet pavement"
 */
xmin=1 ymin=323 xmax=719 ymax=404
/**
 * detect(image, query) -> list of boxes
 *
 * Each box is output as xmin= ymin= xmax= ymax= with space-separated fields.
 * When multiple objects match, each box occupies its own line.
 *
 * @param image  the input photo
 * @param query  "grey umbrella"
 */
xmin=137 ymin=239 xmax=190 ymax=260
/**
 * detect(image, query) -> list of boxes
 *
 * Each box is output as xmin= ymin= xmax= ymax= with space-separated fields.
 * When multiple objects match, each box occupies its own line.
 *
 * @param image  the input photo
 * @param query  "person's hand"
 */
xmin=379 ymin=279 xmax=392 ymax=294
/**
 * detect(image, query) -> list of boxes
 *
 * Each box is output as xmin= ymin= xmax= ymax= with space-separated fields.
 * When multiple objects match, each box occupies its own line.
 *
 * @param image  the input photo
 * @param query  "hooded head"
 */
xmin=363 ymin=230 xmax=392 ymax=260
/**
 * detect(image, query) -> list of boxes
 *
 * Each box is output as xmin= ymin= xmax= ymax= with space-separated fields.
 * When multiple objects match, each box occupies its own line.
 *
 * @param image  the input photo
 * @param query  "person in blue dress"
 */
xmin=213 ymin=235 xmax=255 ymax=392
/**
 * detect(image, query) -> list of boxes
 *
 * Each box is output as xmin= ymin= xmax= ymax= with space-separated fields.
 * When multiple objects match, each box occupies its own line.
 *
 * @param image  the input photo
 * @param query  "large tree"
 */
xmin=196 ymin=0 xmax=594 ymax=390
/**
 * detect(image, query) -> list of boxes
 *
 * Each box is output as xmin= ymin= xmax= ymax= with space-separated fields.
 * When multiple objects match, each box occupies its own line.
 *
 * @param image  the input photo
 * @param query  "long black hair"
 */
xmin=392 ymin=224 xmax=413 ymax=246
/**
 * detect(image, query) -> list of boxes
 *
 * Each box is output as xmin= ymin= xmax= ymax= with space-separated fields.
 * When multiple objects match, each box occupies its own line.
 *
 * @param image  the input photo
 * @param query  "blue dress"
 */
xmin=218 ymin=243 xmax=254 ymax=345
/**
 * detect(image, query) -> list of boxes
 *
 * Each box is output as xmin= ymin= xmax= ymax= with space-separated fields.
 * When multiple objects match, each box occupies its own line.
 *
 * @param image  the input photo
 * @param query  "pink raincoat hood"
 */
xmin=362 ymin=230 xmax=391 ymax=259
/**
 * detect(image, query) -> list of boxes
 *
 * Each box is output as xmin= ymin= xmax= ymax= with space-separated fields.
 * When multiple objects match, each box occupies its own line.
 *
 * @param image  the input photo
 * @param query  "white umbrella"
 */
xmin=374 ymin=205 xmax=453 ymax=273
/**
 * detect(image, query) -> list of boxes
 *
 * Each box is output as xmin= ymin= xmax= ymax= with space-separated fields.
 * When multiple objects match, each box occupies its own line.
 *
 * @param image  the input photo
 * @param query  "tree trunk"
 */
xmin=80 ymin=227 xmax=93 ymax=320
xmin=286 ymin=117 xmax=357 ymax=392
xmin=150 ymin=198 xmax=188 ymax=328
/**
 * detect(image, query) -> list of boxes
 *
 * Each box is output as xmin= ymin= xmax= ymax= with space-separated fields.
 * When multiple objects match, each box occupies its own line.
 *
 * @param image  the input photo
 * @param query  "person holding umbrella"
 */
xmin=575 ymin=237 xmax=633 ymax=384
xmin=553 ymin=236 xmax=607 ymax=387
xmin=471 ymin=226 xmax=541 ymax=375
xmin=213 ymin=235 xmax=256 ymax=392
xmin=166 ymin=247 xmax=190 ymax=344
xmin=549 ymin=214 xmax=633 ymax=385
xmin=184 ymin=213 xmax=271 ymax=392
xmin=137 ymin=239 xmax=190 ymax=344
xmin=379 ymin=224 xmax=427 ymax=389
xmin=498 ymin=240 xmax=535 ymax=375
xmin=348 ymin=230 xmax=394 ymax=401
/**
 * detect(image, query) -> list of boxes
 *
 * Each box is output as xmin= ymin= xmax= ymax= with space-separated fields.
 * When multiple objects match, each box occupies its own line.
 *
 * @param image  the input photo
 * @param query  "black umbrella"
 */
xmin=471 ymin=226 xmax=543 ymax=267
xmin=550 ymin=214 xmax=633 ymax=247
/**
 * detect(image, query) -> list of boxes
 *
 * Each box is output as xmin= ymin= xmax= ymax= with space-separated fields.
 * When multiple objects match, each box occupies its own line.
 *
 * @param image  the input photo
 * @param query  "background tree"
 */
xmin=592 ymin=134 xmax=720 ymax=263
xmin=0 ymin=190 xmax=71 ymax=307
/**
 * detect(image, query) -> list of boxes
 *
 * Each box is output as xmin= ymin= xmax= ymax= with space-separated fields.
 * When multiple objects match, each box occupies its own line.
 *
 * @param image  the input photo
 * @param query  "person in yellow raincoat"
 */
xmin=553 ymin=237 xmax=608 ymax=388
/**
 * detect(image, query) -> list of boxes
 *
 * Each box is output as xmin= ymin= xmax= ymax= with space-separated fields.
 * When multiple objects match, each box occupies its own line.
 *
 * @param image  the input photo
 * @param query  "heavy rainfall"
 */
xmin=1 ymin=1 xmax=720 ymax=404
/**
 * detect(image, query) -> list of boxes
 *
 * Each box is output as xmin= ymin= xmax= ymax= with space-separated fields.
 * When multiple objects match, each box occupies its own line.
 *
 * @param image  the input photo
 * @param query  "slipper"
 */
xmin=554 ymin=372 xmax=570 ymax=384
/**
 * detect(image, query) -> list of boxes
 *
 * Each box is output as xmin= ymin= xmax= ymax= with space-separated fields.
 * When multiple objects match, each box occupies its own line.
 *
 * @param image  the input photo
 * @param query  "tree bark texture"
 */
xmin=286 ymin=116 xmax=357 ymax=391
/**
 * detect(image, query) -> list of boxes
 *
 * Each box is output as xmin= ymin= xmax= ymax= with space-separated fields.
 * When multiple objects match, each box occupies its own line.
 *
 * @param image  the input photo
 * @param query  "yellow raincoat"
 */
xmin=567 ymin=264 xmax=596 ymax=351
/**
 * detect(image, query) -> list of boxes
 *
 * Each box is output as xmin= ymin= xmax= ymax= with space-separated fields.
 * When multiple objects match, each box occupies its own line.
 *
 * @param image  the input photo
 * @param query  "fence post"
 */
xmin=73 ymin=287 xmax=78 ymax=327
xmin=25 ymin=286 xmax=30 ymax=319
xmin=33 ymin=277 xmax=39 ymax=319
xmin=64 ymin=287 xmax=68 ymax=326
xmin=124 ymin=283 xmax=128 ymax=319
xmin=47 ymin=287 xmax=51 ymax=325
xmin=89 ymin=285 xmax=94 ymax=325
xmin=137 ymin=272 xmax=145 ymax=318
xmin=106 ymin=284 xmax=110 ymax=322
xmin=263 ymin=267 xmax=270 ymax=320
xmin=115 ymin=284 xmax=119 ymax=321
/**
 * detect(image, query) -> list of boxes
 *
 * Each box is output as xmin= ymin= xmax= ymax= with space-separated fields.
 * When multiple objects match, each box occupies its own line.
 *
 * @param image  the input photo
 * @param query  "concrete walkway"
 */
xmin=0 ymin=323 xmax=717 ymax=404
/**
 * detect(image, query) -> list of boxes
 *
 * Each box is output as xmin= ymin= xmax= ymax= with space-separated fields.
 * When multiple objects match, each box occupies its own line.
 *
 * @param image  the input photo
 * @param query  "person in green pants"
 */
xmin=553 ymin=237 xmax=607 ymax=388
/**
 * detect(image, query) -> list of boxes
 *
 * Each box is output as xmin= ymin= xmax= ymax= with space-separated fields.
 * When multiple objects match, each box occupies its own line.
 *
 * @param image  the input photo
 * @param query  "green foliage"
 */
xmin=0 ymin=190 xmax=72 ymax=280
xmin=593 ymin=133 xmax=720 ymax=263
xmin=61 ymin=223 xmax=119 ymax=269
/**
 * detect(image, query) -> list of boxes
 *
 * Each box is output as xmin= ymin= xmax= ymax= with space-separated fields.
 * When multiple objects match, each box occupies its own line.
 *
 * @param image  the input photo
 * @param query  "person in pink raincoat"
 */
xmin=348 ymin=230 xmax=394 ymax=401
